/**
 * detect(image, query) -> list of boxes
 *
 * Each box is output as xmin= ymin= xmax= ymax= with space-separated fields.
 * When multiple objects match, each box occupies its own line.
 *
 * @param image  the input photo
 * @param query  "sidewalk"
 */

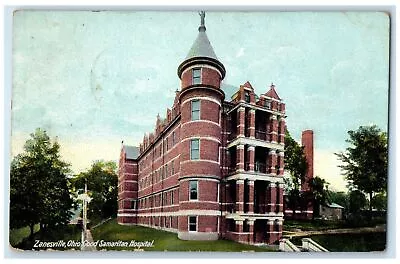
xmin=81 ymin=229 xmax=97 ymax=251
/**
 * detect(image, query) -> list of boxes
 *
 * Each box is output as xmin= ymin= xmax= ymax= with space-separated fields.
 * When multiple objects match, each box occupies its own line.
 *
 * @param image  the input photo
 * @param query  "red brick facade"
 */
xmin=117 ymin=18 xmax=286 ymax=245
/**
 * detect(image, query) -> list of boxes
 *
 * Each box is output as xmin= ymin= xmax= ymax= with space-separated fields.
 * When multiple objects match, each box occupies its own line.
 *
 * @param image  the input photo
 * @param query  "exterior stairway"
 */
xmin=279 ymin=238 xmax=329 ymax=252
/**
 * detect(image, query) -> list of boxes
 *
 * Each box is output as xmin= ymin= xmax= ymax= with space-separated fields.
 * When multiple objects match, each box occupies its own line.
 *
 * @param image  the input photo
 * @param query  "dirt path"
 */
xmin=284 ymin=225 xmax=386 ymax=238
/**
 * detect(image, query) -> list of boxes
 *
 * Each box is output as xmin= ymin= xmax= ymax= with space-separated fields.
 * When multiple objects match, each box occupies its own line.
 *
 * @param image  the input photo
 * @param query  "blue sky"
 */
xmin=11 ymin=11 xmax=389 ymax=191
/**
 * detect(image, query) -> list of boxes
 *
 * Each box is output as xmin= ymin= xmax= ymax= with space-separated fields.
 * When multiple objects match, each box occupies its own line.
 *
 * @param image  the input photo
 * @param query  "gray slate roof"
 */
xmin=221 ymin=83 xmax=239 ymax=100
xmin=185 ymin=29 xmax=219 ymax=61
xmin=123 ymin=145 xmax=139 ymax=160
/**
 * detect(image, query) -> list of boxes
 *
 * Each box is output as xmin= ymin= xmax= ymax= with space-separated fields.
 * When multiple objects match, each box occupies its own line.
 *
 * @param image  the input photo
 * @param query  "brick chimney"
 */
xmin=301 ymin=130 xmax=314 ymax=191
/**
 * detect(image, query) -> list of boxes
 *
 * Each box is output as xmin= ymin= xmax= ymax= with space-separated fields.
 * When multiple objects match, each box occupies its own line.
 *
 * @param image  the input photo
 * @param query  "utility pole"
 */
xmin=83 ymin=183 xmax=87 ymax=234
xmin=80 ymin=182 xmax=90 ymax=250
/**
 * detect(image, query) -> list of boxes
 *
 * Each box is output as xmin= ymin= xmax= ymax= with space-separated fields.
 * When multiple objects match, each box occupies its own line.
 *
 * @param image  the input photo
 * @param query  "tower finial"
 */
xmin=198 ymin=11 xmax=206 ymax=32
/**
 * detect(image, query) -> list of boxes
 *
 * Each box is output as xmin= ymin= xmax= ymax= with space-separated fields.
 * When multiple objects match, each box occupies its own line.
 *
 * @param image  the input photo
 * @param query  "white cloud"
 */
xmin=235 ymin=48 xmax=245 ymax=58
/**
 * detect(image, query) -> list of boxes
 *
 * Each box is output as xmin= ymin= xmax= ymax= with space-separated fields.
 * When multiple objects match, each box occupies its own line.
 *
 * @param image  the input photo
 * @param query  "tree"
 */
xmin=284 ymin=130 xmax=308 ymax=218
xmin=10 ymin=128 xmax=73 ymax=237
xmin=328 ymin=191 xmax=348 ymax=209
xmin=309 ymin=176 xmax=330 ymax=218
xmin=71 ymin=161 xmax=118 ymax=220
xmin=335 ymin=125 xmax=388 ymax=215
xmin=348 ymin=190 xmax=367 ymax=214
xmin=370 ymin=192 xmax=387 ymax=211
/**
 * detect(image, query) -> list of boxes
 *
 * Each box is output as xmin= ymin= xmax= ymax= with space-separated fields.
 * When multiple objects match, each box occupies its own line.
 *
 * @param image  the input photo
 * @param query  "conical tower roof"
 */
xmin=185 ymin=26 xmax=219 ymax=61
xmin=177 ymin=12 xmax=225 ymax=79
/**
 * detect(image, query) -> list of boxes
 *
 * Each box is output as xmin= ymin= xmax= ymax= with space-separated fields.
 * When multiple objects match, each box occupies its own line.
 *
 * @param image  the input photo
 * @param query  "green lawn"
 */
xmin=91 ymin=219 xmax=275 ymax=252
xmin=291 ymin=232 xmax=386 ymax=252
xmin=9 ymin=224 xmax=40 ymax=247
xmin=284 ymin=219 xmax=344 ymax=231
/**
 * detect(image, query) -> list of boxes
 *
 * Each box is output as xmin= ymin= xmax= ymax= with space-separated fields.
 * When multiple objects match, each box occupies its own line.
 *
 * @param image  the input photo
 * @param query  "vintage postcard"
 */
xmin=8 ymin=10 xmax=390 ymax=254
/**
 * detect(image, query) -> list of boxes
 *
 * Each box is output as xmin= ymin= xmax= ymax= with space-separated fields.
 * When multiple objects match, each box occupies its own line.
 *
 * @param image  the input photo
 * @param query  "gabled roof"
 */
xmin=123 ymin=145 xmax=139 ymax=160
xmin=265 ymin=84 xmax=281 ymax=100
xmin=185 ymin=29 xmax=219 ymax=61
xmin=242 ymin=81 xmax=254 ymax=89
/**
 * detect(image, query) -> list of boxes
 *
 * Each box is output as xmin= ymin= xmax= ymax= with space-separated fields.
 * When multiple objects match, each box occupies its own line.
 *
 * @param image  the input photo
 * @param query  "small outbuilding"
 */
xmin=320 ymin=203 xmax=345 ymax=220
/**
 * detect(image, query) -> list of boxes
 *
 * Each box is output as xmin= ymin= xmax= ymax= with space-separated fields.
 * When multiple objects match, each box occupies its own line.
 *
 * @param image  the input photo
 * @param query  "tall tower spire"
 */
xmin=177 ymin=11 xmax=225 ymax=80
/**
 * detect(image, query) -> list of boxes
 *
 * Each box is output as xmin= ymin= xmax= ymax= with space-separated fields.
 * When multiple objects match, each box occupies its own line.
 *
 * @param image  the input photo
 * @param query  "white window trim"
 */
xmin=192 ymin=68 xmax=202 ymax=85
xmin=190 ymin=138 xmax=200 ymax=160
xmin=218 ymin=145 xmax=221 ymax=164
xmin=191 ymin=99 xmax=201 ymax=121
xmin=182 ymin=96 xmax=221 ymax=107
xmin=188 ymin=215 xmax=198 ymax=232
xmin=189 ymin=180 xmax=199 ymax=201
xmin=217 ymin=182 xmax=220 ymax=203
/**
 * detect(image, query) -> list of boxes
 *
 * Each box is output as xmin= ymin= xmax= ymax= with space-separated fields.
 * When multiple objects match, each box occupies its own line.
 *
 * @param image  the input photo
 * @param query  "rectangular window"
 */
xmin=166 ymin=138 xmax=169 ymax=151
xmin=189 ymin=216 xmax=197 ymax=232
xmin=191 ymin=100 xmax=200 ymax=121
xmin=192 ymin=68 xmax=201 ymax=85
xmin=165 ymin=164 xmax=168 ymax=178
xmin=190 ymin=139 xmax=200 ymax=160
xmin=172 ymin=131 xmax=176 ymax=145
xmin=171 ymin=160 xmax=175 ymax=175
xmin=189 ymin=180 xmax=198 ymax=200
xmin=171 ymin=190 xmax=174 ymax=204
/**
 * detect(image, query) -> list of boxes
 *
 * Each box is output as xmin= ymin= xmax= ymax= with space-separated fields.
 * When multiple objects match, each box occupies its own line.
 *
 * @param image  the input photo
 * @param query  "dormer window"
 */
xmin=192 ymin=68 xmax=201 ymax=85
xmin=264 ymin=100 xmax=271 ymax=109
xmin=244 ymin=92 xmax=250 ymax=103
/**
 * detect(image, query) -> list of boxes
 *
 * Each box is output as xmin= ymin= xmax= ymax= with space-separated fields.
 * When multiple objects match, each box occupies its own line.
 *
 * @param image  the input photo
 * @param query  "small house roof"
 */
xmin=327 ymin=203 xmax=345 ymax=209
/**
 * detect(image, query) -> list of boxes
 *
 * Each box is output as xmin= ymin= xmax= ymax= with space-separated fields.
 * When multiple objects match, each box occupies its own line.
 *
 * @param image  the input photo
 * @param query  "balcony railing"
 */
xmin=230 ymin=162 xmax=267 ymax=174
xmin=229 ymin=131 xmax=270 ymax=142
xmin=255 ymin=162 xmax=267 ymax=173
xmin=255 ymin=130 xmax=266 ymax=140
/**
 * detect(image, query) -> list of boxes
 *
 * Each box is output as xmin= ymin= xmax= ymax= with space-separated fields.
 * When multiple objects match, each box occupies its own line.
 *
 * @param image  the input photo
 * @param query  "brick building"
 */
xmin=117 ymin=13 xmax=286 ymax=245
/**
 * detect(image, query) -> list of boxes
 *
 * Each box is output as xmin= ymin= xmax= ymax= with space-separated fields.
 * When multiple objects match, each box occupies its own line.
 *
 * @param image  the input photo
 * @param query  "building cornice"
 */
xmin=227 ymin=101 xmax=286 ymax=117
xmin=179 ymin=84 xmax=225 ymax=102
xmin=137 ymin=114 xmax=181 ymax=160
xmin=177 ymin=56 xmax=226 ymax=80
xmin=227 ymin=136 xmax=284 ymax=151
xmin=225 ymin=172 xmax=285 ymax=184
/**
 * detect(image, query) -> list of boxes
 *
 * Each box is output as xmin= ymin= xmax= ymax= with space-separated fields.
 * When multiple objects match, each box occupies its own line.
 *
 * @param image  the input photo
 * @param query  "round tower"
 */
xmin=177 ymin=12 xmax=225 ymax=240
